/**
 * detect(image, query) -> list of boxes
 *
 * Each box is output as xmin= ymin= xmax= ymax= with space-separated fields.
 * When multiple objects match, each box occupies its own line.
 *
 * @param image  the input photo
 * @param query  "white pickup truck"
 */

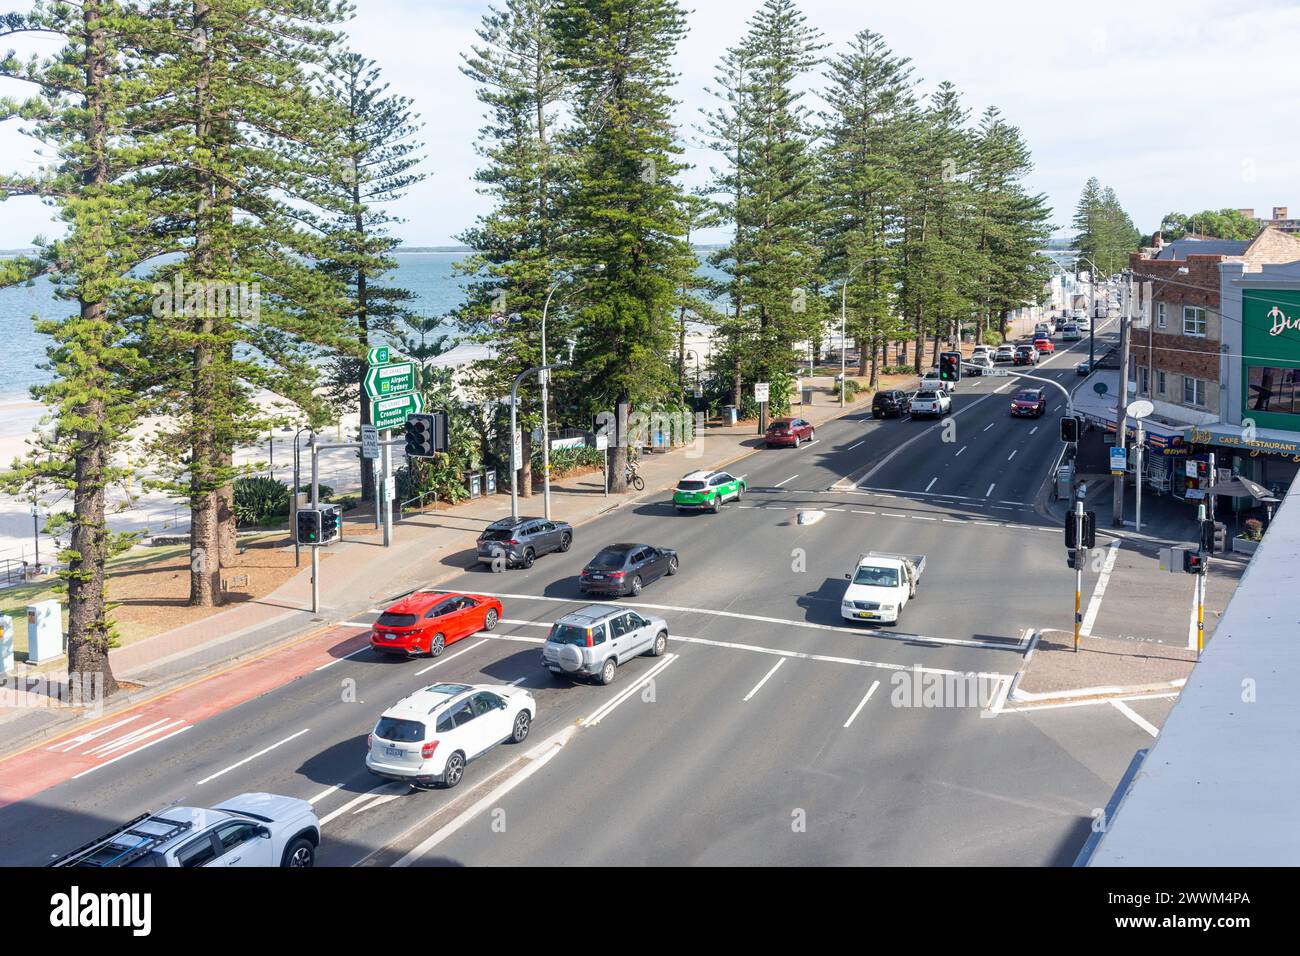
xmin=840 ymin=552 xmax=926 ymax=625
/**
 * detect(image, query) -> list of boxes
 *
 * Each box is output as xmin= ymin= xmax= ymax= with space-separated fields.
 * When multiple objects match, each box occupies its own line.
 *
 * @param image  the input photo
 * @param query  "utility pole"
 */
xmin=310 ymin=433 xmax=319 ymax=616
xmin=1196 ymin=504 xmax=1207 ymax=657
xmin=1112 ymin=311 xmax=1131 ymax=526
xmin=1074 ymin=496 xmax=1085 ymax=653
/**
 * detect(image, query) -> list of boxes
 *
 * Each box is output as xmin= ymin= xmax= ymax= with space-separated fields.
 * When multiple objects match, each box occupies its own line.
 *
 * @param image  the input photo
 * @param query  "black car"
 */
xmin=476 ymin=516 xmax=573 ymax=570
xmin=579 ymin=543 xmax=679 ymax=597
xmin=871 ymin=389 xmax=908 ymax=418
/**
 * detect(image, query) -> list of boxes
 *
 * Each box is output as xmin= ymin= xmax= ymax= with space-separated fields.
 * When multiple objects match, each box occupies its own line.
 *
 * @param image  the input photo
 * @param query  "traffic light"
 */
xmin=1060 ymin=416 xmax=1080 ymax=443
xmin=296 ymin=508 xmax=321 ymax=545
xmin=1192 ymin=458 xmax=1210 ymax=481
xmin=405 ymin=413 xmax=435 ymax=458
xmin=1200 ymin=519 xmax=1227 ymax=554
xmin=320 ymin=504 xmax=342 ymax=544
xmin=1065 ymin=510 xmax=1096 ymax=549
xmin=939 ymin=351 xmax=961 ymax=383
xmin=1183 ymin=549 xmax=1206 ymax=574
xmin=432 ymin=410 xmax=449 ymax=453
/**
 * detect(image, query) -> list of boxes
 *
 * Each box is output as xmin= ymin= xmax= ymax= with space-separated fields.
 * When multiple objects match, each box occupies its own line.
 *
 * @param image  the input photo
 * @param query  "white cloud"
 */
xmin=2 ymin=0 xmax=1298 ymax=248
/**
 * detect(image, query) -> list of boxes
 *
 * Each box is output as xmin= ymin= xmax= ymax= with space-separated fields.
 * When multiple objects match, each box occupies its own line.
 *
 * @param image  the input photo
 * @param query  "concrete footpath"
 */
xmin=0 ymin=377 xmax=894 ymax=753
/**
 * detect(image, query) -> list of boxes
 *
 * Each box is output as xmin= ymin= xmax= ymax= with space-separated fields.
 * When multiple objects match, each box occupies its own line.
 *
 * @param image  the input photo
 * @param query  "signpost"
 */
xmin=364 ymin=361 xmax=416 ymax=400
xmin=1109 ymin=446 xmax=1127 ymax=475
xmin=754 ymin=382 xmax=770 ymax=435
xmin=367 ymin=345 xmax=390 ymax=366
xmin=371 ymin=391 xmax=425 ymax=431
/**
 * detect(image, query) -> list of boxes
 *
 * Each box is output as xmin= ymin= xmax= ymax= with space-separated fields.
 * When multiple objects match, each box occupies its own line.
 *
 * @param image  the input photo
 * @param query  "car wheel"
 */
xmin=650 ymin=631 xmax=668 ymax=657
xmin=484 ymin=608 xmax=499 ymax=630
xmin=441 ymin=752 xmax=466 ymax=789
xmin=429 ymin=633 xmax=446 ymax=657
xmin=521 ymin=548 xmax=535 ymax=569
xmin=793 ymin=434 xmax=800 ymax=448
xmin=598 ymin=657 xmax=617 ymax=685
xmin=710 ymin=496 xmax=720 ymax=513
xmin=666 ymin=555 xmax=679 ymax=575
xmin=510 ymin=710 xmax=531 ymax=743
xmin=630 ymin=575 xmax=642 ymax=596
xmin=282 ymin=837 xmax=315 ymax=868
xmin=736 ymin=485 xmax=744 ymax=500
xmin=559 ymin=532 xmax=572 ymax=552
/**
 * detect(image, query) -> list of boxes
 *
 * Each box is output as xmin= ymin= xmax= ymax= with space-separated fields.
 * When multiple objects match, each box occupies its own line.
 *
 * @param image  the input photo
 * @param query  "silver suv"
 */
xmin=541 ymin=605 xmax=669 ymax=685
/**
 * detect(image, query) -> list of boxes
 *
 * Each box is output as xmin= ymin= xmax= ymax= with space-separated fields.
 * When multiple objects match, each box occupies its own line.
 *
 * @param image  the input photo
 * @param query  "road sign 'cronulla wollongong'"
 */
xmin=372 ymin=391 xmax=424 ymax=431
xmin=365 ymin=361 xmax=416 ymax=400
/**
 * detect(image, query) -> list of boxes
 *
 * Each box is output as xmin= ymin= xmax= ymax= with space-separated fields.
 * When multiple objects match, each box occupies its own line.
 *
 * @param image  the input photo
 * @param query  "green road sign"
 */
xmin=371 ymin=391 xmax=425 ymax=431
xmin=367 ymin=346 xmax=390 ymax=366
xmin=364 ymin=361 xmax=416 ymax=401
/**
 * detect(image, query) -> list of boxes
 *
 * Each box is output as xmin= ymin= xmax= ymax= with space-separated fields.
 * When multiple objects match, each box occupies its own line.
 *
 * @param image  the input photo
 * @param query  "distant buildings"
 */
xmin=1237 ymin=206 xmax=1298 ymax=234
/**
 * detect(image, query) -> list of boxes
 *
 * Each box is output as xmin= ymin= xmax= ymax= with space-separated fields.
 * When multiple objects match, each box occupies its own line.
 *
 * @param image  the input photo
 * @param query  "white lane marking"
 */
xmin=882 ymin=512 xmax=907 ymax=518
xmin=942 ymin=518 xmax=967 ymax=524
xmin=195 ymin=729 xmax=310 ymax=786
xmin=86 ymin=718 xmax=188 ymax=758
xmin=1080 ymin=539 xmax=1122 ymax=637
xmin=320 ymin=783 xmax=408 ymax=826
xmin=846 ymin=440 xmax=865 ymax=450
xmin=955 ymin=445 xmax=967 ymax=457
xmin=71 ymin=726 xmax=192 ymax=780
xmin=986 ymin=483 xmax=996 ymax=497
xmin=801 ymin=440 xmax=821 ymax=449
xmin=912 ymin=515 xmax=936 ymax=521
xmin=677 ymin=633 xmax=1011 ymax=679
xmin=308 ymin=784 xmax=343 ymax=806
xmin=852 ymin=509 xmax=876 ymax=514
xmin=925 ymin=477 xmax=938 ymax=492
xmin=983 ymin=423 xmax=995 ymax=432
xmin=48 ymin=715 xmax=144 ymax=753
xmin=1111 ymin=699 xmax=1160 ymax=737
xmin=1029 ymin=426 xmax=1038 ymax=435
xmin=774 ymin=474 xmax=798 ymax=487
xmin=315 ymin=646 xmax=371 ymax=671
xmin=392 ymin=726 xmax=577 ymax=867
xmin=1007 ymin=450 xmax=1017 ymax=461
xmin=743 ymin=659 xmax=786 ymax=702
xmin=843 ymin=681 xmax=881 ymax=728
xmin=414 ymin=638 xmax=491 ymax=675
xmin=582 ymin=655 xmax=679 ymax=727
xmin=994 ymin=382 xmax=1013 ymax=393
xmin=340 ymin=621 xmax=373 ymax=629
xmin=475 ymin=593 xmax=1026 ymax=656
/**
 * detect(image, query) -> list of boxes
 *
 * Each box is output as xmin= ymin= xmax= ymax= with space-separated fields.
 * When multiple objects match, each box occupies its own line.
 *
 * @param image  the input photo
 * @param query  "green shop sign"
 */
xmin=1241 ymin=287 xmax=1300 ymax=432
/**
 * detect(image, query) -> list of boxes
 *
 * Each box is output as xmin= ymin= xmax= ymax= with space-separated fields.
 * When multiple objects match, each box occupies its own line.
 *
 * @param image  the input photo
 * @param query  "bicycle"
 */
xmin=625 ymin=458 xmax=645 ymax=492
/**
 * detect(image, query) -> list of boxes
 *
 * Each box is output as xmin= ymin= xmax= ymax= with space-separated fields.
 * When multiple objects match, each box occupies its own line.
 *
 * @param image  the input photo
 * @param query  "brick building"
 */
xmin=1239 ymin=206 xmax=1299 ymax=235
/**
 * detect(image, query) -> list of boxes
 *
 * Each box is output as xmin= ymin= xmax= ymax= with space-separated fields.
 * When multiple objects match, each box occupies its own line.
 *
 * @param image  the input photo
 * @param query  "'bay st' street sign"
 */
xmin=372 ymin=391 xmax=424 ymax=431
xmin=365 ymin=361 xmax=416 ymax=401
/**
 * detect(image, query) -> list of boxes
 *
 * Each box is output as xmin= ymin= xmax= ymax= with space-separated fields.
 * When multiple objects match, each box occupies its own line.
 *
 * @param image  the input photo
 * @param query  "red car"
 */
xmin=765 ymin=416 xmax=815 ymax=448
xmin=1010 ymin=388 xmax=1047 ymax=418
xmin=370 ymin=590 xmax=502 ymax=658
xmin=1033 ymin=337 xmax=1054 ymax=354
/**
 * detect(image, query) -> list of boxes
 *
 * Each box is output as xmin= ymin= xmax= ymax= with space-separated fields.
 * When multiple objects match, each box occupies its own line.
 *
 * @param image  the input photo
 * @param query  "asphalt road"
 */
xmin=0 ymin=318 xmax=1188 ymax=866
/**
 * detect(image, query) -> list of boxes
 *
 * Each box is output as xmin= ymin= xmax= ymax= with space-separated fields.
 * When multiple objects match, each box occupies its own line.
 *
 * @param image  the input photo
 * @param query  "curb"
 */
xmin=1008 ymin=677 xmax=1187 ymax=707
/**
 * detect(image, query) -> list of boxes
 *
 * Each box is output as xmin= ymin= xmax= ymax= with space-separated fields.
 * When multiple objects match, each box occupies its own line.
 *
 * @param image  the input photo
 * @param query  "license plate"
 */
xmin=385 ymin=747 xmax=403 ymax=758
xmin=590 ymin=574 xmax=604 ymax=579
xmin=856 ymin=611 xmax=876 ymax=619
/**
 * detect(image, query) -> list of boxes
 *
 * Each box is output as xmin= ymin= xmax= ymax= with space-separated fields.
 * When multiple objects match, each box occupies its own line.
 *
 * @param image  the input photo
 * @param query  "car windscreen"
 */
xmin=1014 ymin=391 xmax=1039 ymax=402
xmin=376 ymin=612 xmax=418 ymax=628
xmin=677 ymin=480 xmax=706 ymax=491
xmin=589 ymin=549 xmax=629 ymax=569
xmin=375 ymin=717 xmax=425 ymax=742
xmin=480 ymin=528 xmax=515 ymax=541
xmin=548 ymin=622 xmax=589 ymax=646
xmin=853 ymin=566 xmax=900 ymax=587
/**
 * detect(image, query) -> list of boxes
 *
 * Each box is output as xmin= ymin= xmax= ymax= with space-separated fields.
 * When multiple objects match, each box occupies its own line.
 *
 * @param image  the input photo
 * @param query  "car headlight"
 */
xmin=880 ymin=605 xmax=896 ymax=612
xmin=841 ymin=601 xmax=854 ymax=609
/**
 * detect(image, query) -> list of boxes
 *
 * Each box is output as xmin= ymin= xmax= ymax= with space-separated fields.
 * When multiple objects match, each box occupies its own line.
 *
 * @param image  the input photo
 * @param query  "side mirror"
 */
xmin=258 ymin=827 xmax=272 ymax=840
xmin=844 ymin=573 xmax=851 ymax=580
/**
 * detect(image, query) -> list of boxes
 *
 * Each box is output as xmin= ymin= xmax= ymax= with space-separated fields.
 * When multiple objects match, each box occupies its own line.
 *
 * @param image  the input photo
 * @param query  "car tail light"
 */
xmin=507 ymin=538 xmax=518 ymax=545
xmin=608 ymin=571 xmax=625 ymax=579
xmin=367 ymin=733 xmax=373 ymax=749
xmin=422 ymin=741 xmax=438 ymax=759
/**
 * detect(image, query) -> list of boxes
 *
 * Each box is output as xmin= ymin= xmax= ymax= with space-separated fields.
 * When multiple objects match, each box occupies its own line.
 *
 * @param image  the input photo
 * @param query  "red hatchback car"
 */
xmin=765 ymin=417 xmax=815 ymax=448
xmin=370 ymin=591 xmax=503 ymax=658
xmin=1033 ymin=337 xmax=1054 ymax=354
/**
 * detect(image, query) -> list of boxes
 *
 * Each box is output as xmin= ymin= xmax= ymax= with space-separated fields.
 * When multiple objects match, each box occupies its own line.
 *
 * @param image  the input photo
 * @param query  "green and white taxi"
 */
xmin=672 ymin=470 xmax=747 ymax=513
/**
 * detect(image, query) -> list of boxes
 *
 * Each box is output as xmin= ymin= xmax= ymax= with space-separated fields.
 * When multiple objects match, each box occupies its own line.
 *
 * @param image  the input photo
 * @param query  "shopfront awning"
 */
xmin=1185 ymin=422 xmax=1300 ymax=458
xmin=1072 ymin=370 xmax=1193 ymax=450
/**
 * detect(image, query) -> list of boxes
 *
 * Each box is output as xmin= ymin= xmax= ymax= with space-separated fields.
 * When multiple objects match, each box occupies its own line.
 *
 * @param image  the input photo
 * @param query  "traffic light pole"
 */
xmin=382 ymin=428 xmax=393 ymax=548
xmin=1074 ymin=497 xmax=1084 ymax=653
xmin=310 ymin=433 xmax=320 ymax=616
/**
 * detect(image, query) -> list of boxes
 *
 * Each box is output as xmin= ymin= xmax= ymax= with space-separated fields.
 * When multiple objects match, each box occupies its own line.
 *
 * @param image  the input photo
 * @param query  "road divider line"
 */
xmin=983 ymin=423 xmax=995 ymax=432
xmin=847 ymin=440 xmax=865 ymax=450
xmin=195 ymin=728 xmax=310 ymax=786
xmin=315 ymin=646 xmax=371 ymax=671
xmin=774 ymin=474 xmax=798 ymax=487
xmin=414 ymin=638 xmax=492 ymax=675
xmin=582 ymin=655 xmax=679 ymax=726
xmin=743 ymin=659 xmax=785 ymax=702
xmin=308 ymin=784 xmax=343 ymax=805
xmin=1081 ymin=539 xmax=1122 ymax=637
xmin=955 ymin=445 xmax=966 ymax=457
xmin=986 ymin=483 xmax=996 ymax=497
xmin=1007 ymin=450 xmax=1017 ymax=461
xmin=925 ymin=477 xmax=938 ymax=492
xmin=1111 ymin=699 xmax=1160 ymax=737
xmin=843 ymin=681 xmax=880 ymax=728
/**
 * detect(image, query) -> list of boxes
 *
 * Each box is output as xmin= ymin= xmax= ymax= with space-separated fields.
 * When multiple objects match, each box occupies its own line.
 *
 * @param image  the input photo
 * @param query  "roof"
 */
xmin=386 ymin=590 xmax=452 ymax=614
xmin=1090 ymin=474 xmax=1300 ymax=865
xmin=1154 ymin=237 xmax=1251 ymax=260
xmin=486 ymin=516 xmax=540 ymax=528
xmin=384 ymin=683 xmax=473 ymax=718
xmin=680 ymin=470 xmax=721 ymax=481
xmin=558 ymin=604 xmax=623 ymax=624
xmin=1150 ymin=226 xmax=1300 ymax=266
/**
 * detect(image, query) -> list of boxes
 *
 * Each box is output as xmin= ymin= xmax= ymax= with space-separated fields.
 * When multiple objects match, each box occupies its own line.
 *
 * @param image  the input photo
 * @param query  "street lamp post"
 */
xmin=30 ymin=502 xmax=39 ymax=578
xmin=511 ymin=364 xmax=564 ymax=523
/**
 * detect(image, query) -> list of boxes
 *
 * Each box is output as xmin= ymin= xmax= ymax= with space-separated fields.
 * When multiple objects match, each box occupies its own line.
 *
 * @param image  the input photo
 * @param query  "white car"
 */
xmin=1061 ymin=324 xmax=1081 ymax=341
xmin=908 ymin=389 xmax=951 ymax=418
xmin=994 ymin=345 xmax=1016 ymax=363
xmin=841 ymin=552 xmax=926 ymax=625
xmin=366 ymin=682 xmax=536 ymax=788
xmin=920 ymin=370 xmax=954 ymax=393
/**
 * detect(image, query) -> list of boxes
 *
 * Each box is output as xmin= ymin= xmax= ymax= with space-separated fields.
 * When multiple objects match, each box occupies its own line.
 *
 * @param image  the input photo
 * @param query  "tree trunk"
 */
xmin=65 ymin=418 xmax=119 ymax=699
xmin=519 ymin=429 xmax=533 ymax=497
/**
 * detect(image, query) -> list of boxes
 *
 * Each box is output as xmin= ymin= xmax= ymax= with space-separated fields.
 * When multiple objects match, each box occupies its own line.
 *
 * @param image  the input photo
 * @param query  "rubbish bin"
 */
xmin=1056 ymin=462 xmax=1075 ymax=501
xmin=723 ymin=404 xmax=737 ymax=426
xmin=801 ymin=387 xmax=813 ymax=405
xmin=467 ymin=472 xmax=482 ymax=499
xmin=0 ymin=615 xmax=13 ymax=674
xmin=485 ymin=470 xmax=497 ymax=495
xmin=27 ymin=600 xmax=62 ymax=664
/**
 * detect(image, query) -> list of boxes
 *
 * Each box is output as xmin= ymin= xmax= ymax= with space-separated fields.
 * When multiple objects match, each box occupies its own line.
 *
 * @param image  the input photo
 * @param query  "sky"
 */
xmin=2 ymin=0 xmax=1299 ymax=248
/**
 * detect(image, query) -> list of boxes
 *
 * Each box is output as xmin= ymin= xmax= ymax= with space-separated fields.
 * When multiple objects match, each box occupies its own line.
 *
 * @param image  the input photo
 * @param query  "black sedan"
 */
xmin=579 ymin=543 xmax=679 ymax=597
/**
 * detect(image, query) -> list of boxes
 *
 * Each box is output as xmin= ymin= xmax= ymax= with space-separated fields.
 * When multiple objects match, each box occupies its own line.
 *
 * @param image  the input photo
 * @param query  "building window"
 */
xmin=1183 ymin=376 xmax=1208 ymax=407
xmin=1157 ymin=370 xmax=1166 ymax=395
xmin=1183 ymin=305 xmax=1207 ymax=337
xmin=1156 ymin=302 xmax=1167 ymax=329
xmin=1247 ymin=366 xmax=1300 ymax=417
xmin=1139 ymin=367 xmax=1149 ymax=395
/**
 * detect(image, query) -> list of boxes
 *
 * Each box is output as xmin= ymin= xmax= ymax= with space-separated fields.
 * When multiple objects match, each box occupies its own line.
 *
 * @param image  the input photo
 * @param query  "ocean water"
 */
xmin=0 ymin=250 xmax=474 ymax=404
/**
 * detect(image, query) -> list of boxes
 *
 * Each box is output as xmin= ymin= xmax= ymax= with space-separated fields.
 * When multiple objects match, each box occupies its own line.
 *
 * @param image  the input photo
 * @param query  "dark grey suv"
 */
xmin=476 ymin=516 xmax=573 ymax=570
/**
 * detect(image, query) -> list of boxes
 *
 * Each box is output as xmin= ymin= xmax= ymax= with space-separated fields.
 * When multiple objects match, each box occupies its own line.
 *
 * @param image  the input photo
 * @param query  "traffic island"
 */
xmin=1010 ymin=630 xmax=1196 ymax=704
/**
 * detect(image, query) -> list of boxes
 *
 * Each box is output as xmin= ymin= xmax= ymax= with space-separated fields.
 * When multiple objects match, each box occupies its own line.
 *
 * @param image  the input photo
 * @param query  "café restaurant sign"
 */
xmin=1189 ymin=426 xmax=1300 ymax=458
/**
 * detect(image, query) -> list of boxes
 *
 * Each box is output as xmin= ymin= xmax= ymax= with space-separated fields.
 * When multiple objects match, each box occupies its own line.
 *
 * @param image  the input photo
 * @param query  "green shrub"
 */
xmin=234 ymin=476 xmax=290 ymax=526
xmin=837 ymin=379 xmax=861 ymax=401
xmin=1243 ymin=518 xmax=1264 ymax=541
xmin=533 ymin=444 xmax=603 ymax=479
xmin=980 ymin=329 xmax=1003 ymax=348
xmin=297 ymin=483 xmax=333 ymax=502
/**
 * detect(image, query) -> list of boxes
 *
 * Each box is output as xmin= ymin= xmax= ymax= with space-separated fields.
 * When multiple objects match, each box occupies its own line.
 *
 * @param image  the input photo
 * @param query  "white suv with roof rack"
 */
xmin=542 ymin=604 xmax=669 ymax=685
xmin=366 ymin=682 xmax=537 ymax=789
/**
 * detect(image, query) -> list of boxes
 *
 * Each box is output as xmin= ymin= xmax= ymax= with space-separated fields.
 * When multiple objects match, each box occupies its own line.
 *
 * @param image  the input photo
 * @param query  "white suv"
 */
xmin=366 ymin=682 xmax=536 ymax=788
xmin=542 ymin=604 xmax=669 ymax=685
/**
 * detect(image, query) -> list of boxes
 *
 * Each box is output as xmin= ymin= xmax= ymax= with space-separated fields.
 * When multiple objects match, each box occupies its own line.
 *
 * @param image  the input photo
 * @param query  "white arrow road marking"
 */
xmin=843 ymin=681 xmax=881 ymax=728
xmin=48 ymin=714 xmax=143 ymax=753
xmin=195 ymin=729 xmax=309 ymax=786
xmin=1111 ymin=699 xmax=1160 ymax=737
xmin=86 ymin=718 xmax=188 ymax=759
xmin=392 ymin=725 xmax=577 ymax=867
xmin=72 ymin=726 xmax=192 ymax=780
